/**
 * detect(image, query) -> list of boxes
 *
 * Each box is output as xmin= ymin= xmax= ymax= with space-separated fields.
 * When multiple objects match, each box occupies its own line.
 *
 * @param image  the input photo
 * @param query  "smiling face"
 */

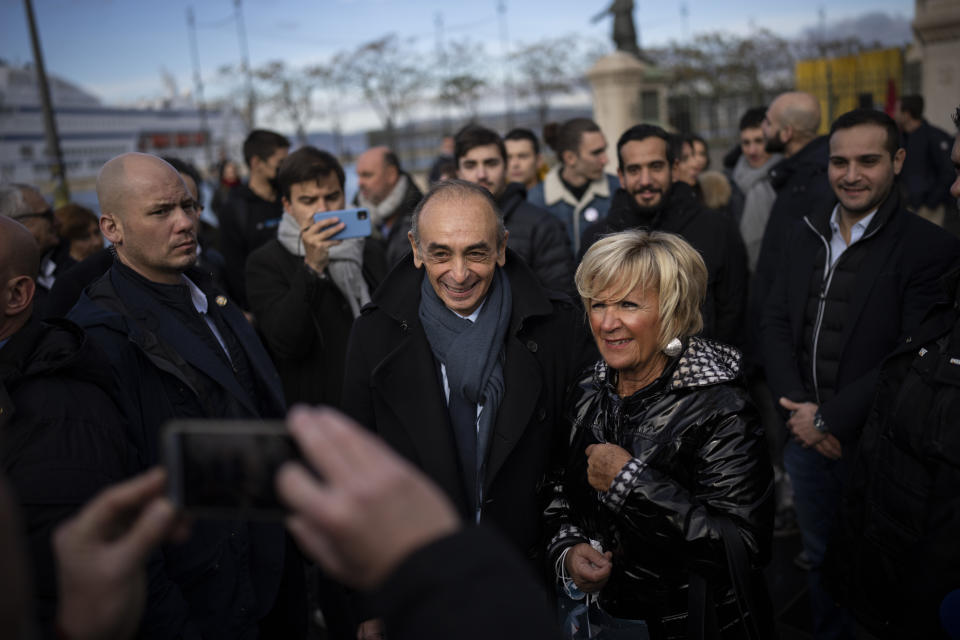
xmin=828 ymin=123 xmax=904 ymax=218
xmin=457 ymin=144 xmax=507 ymax=199
xmin=588 ymin=283 xmax=664 ymax=393
xmin=101 ymin=157 xmax=199 ymax=284
xmin=618 ymin=137 xmax=674 ymax=212
xmin=409 ymin=192 xmax=506 ymax=316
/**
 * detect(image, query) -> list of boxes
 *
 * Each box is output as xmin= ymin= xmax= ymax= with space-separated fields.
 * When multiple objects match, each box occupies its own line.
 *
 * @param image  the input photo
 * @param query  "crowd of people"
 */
xmin=1 ymin=90 xmax=960 ymax=640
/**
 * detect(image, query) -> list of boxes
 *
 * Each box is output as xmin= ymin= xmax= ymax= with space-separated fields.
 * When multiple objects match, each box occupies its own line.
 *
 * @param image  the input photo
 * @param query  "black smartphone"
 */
xmin=161 ymin=419 xmax=300 ymax=519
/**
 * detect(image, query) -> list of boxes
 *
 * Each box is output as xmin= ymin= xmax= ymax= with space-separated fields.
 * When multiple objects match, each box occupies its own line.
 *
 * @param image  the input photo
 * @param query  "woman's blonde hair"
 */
xmin=575 ymin=230 xmax=708 ymax=350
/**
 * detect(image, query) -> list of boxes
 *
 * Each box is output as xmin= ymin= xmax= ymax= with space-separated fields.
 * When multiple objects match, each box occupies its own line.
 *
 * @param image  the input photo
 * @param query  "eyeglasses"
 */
xmin=13 ymin=208 xmax=55 ymax=223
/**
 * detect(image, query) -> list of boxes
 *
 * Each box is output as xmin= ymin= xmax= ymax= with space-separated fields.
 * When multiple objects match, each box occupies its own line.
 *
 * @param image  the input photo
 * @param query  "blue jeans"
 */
xmin=783 ymin=439 xmax=855 ymax=640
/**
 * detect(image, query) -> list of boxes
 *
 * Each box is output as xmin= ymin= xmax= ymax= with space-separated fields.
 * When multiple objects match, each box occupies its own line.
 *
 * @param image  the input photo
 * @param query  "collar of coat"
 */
xmin=541 ymin=166 xmax=614 ymax=213
xmin=804 ymin=180 xmax=903 ymax=241
xmin=605 ymin=181 xmax=703 ymax=233
xmin=768 ymin=134 xmax=830 ymax=190
xmin=591 ymin=336 xmax=743 ymax=395
xmin=367 ymin=247 xmax=558 ymax=334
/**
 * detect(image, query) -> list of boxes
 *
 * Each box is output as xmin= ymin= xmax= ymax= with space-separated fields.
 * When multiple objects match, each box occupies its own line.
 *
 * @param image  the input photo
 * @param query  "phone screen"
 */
xmin=163 ymin=420 xmax=299 ymax=518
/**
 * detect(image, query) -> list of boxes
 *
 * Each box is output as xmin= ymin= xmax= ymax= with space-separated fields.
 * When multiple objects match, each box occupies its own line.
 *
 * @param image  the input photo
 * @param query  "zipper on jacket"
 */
xmin=804 ymin=216 xmax=884 ymax=403
xmin=805 ymin=217 xmax=833 ymax=404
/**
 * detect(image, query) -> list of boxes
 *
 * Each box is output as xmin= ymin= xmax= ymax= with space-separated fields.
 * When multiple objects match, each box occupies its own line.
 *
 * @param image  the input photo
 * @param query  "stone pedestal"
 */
xmin=587 ymin=51 xmax=668 ymax=173
xmin=913 ymin=0 xmax=960 ymax=132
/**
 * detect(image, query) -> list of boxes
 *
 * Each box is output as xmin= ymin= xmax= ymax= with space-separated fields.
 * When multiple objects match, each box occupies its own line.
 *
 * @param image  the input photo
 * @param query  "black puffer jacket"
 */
xmin=545 ymin=338 xmax=773 ymax=638
xmin=497 ymin=182 xmax=576 ymax=296
xmin=825 ymin=268 xmax=960 ymax=638
xmin=1 ymin=317 xmax=136 ymax=628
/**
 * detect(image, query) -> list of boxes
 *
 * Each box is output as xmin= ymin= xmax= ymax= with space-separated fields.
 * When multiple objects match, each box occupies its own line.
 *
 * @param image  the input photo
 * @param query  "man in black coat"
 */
xmin=218 ymin=129 xmax=291 ymax=309
xmin=580 ymin=124 xmax=748 ymax=348
xmin=762 ymin=109 xmax=960 ymax=640
xmin=342 ymin=180 xmax=594 ymax=560
xmin=69 ymin=153 xmax=305 ymax=639
xmin=354 ymin=146 xmax=424 ymax=267
xmin=752 ymin=91 xmax=832 ymax=321
xmin=246 ymin=147 xmax=385 ymax=408
xmin=454 ymin=124 xmax=575 ymax=295
xmin=0 ymin=216 xmax=136 ymax=631
xmin=896 ymin=94 xmax=956 ymax=226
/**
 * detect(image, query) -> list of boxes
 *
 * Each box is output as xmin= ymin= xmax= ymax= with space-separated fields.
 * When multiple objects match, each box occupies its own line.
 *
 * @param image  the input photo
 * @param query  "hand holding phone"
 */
xmin=302 ymin=215 xmax=344 ymax=274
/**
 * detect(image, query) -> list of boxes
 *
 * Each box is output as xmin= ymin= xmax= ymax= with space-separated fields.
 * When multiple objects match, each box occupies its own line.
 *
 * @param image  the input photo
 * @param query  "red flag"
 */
xmin=884 ymin=78 xmax=897 ymax=117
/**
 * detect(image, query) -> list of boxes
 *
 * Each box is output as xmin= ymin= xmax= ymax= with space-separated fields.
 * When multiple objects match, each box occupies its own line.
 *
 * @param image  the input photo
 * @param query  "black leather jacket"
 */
xmin=545 ymin=338 xmax=773 ymax=634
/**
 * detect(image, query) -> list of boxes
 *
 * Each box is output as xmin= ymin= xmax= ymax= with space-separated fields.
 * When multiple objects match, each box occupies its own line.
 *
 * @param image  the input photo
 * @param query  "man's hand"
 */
xmin=813 ymin=434 xmax=843 ymax=460
xmin=780 ymin=398 xmax=842 ymax=460
xmin=585 ymin=443 xmax=633 ymax=492
xmin=564 ymin=543 xmax=613 ymax=594
xmin=302 ymin=217 xmax=344 ymax=274
xmin=779 ymin=398 xmax=823 ymax=446
xmin=356 ymin=618 xmax=384 ymax=640
xmin=276 ymin=406 xmax=461 ymax=591
xmin=54 ymin=468 xmax=183 ymax=640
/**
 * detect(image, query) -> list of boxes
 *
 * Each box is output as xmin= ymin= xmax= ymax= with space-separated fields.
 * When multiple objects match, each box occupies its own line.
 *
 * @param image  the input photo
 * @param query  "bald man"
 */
xmin=355 ymin=146 xmax=424 ymax=266
xmin=739 ymin=91 xmax=834 ymax=556
xmin=1 ymin=215 xmax=134 ymax=630
xmin=0 ymin=183 xmax=64 ymax=314
xmin=752 ymin=92 xmax=832 ymax=298
xmin=68 ymin=153 xmax=304 ymax=639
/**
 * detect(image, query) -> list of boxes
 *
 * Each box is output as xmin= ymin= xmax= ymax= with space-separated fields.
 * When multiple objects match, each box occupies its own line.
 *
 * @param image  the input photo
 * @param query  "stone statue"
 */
xmin=592 ymin=0 xmax=641 ymax=58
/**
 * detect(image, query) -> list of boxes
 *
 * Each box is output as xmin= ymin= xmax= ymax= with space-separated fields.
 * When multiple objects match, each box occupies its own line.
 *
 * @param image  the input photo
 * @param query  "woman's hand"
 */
xmin=585 ymin=443 xmax=633 ymax=491
xmin=564 ymin=543 xmax=613 ymax=593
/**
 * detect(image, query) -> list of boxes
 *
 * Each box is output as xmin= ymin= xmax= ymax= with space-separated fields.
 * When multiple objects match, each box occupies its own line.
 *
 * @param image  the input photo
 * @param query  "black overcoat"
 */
xmin=341 ymin=250 xmax=596 ymax=560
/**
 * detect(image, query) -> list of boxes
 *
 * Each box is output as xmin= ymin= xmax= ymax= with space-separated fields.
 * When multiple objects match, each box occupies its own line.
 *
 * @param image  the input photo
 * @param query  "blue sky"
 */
xmin=1 ymin=0 xmax=914 ymax=130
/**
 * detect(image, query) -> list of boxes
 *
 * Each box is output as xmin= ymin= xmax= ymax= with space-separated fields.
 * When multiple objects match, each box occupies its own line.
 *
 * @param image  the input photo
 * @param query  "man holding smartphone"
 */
xmin=69 ymin=153 xmax=305 ymax=639
xmin=246 ymin=146 xmax=386 ymax=409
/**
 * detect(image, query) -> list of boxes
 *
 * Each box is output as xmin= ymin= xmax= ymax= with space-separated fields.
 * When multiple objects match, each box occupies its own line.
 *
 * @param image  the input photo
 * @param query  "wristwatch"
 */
xmin=813 ymin=411 xmax=829 ymax=434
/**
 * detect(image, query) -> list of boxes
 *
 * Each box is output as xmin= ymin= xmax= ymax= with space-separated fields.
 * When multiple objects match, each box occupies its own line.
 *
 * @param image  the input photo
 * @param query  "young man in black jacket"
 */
xmin=246 ymin=147 xmax=386 ymax=408
xmin=218 ymin=129 xmax=290 ymax=309
xmin=762 ymin=109 xmax=960 ymax=640
xmin=454 ymin=124 xmax=575 ymax=296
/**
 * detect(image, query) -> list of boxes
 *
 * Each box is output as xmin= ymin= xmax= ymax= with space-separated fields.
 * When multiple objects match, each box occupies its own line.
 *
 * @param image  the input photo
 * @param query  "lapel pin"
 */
xmin=215 ymin=295 xmax=228 ymax=307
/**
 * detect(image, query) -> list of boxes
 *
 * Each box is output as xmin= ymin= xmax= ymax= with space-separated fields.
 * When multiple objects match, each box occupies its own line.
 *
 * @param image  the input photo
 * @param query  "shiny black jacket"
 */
xmin=545 ymin=338 xmax=773 ymax=636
